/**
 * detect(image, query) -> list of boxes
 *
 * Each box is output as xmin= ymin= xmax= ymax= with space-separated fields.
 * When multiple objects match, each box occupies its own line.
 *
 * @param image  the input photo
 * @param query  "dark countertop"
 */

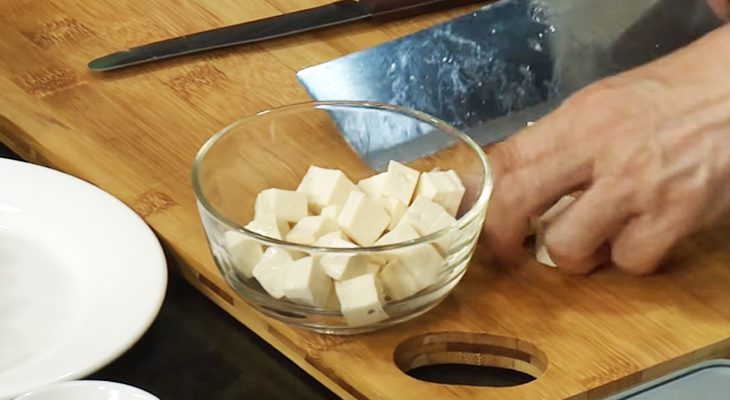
xmin=89 ymin=272 xmax=337 ymax=400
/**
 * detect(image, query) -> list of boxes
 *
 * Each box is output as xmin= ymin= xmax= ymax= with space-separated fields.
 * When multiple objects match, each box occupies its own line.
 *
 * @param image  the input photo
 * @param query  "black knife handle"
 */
xmin=360 ymin=0 xmax=488 ymax=20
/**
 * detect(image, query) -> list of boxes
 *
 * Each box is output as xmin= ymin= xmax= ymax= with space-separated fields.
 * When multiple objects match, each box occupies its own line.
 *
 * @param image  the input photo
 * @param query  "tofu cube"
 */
xmin=337 ymin=191 xmax=390 ymax=246
xmin=402 ymin=196 xmax=448 ymax=234
xmin=255 ymin=189 xmax=308 ymax=223
xmin=283 ymin=257 xmax=333 ymax=307
xmin=286 ymin=215 xmax=338 ymax=245
xmin=381 ymin=161 xmax=420 ymax=205
xmin=245 ymin=213 xmax=290 ymax=240
xmin=296 ymin=166 xmax=358 ymax=211
xmin=320 ymin=204 xmax=342 ymax=222
xmin=357 ymin=172 xmax=386 ymax=199
xmin=375 ymin=220 xmax=420 ymax=246
xmin=315 ymin=234 xmax=370 ymax=281
xmin=335 ymin=273 xmax=389 ymax=327
xmin=402 ymin=197 xmax=457 ymax=253
xmin=429 ymin=212 xmax=457 ymax=255
xmin=539 ymin=195 xmax=577 ymax=227
xmin=531 ymin=195 xmax=575 ymax=267
xmin=390 ymin=243 xmax=445 ymax=289
xmin=316 ymin=230 xmax=347 ymax=243
xmin=376 ymin=197 xmax=408 ymax=231
xmin=380 ymin=259 xmax=422 ymax=301
xmin=223 ymin=231 xmax=263 ymax=278
xmin=535 ymin=233 xmax=557 ymax=268
xmin=415 ymin=170 xmax=466 ymax=216
xmin=252 ymin=247 xmax=294 ymax=299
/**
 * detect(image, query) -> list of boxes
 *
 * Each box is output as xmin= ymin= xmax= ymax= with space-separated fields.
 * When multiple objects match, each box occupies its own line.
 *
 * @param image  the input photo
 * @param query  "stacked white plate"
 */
xmin=0 ymin=159 xmax=167 ymax=399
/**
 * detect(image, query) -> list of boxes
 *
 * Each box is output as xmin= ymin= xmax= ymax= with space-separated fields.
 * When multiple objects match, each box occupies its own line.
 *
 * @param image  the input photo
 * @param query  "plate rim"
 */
xmin=0 ymin=159 xmax=168 ymax=399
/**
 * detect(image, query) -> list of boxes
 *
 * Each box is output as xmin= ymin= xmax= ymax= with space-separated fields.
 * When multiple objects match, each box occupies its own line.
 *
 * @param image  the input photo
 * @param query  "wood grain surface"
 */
xmin=1 ymin=1 xmax=729 ymax=399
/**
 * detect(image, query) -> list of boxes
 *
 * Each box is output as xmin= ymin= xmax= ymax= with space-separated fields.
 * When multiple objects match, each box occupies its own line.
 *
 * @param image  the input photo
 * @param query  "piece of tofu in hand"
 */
xmin=255 ymin=188 xmax=308 ymax=223
xmin=252 ymin=247 xmax=294 ymax=299
xmin=283 ymin=256 xmax=332 ymax=307
xmin=297 ymin=166 xmax=358 ymax=212
xmin=415 ymin=170 xmax=466 ymax=216
xmin=335 ymin=273 xmax=389 ymax=327
xmin=223 ymin=231 xmax=263 ymax=279
xmin=532 ymin=194 xmax=577 ymax=267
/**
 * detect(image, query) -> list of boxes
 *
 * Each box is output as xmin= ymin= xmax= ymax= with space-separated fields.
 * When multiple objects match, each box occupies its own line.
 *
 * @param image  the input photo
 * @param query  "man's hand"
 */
xmin=708 ymin=0 xmax=730 ymax=20
xmin=483 ymin=23 xmax=730 ymax=274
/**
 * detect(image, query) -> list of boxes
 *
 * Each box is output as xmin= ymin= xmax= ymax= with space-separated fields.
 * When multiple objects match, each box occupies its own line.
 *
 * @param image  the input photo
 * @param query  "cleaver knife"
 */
xmin=297 ymin=0 xmax=723 ymax=169
xmin=88 ymin=0 xmax=485 ymax=72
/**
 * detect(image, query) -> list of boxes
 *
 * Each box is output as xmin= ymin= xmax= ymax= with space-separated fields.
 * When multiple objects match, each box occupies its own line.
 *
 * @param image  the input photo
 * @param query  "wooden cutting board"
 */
xmin=1 ymin=1 xmax=729 ymax=398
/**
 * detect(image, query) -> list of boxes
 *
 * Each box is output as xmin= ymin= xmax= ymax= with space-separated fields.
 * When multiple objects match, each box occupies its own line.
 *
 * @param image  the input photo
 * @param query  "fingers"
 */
xmin=707 ymin=0 xmax=730 ymax=20
xmin=610 ymin=211 xmax=691 ymax=275
xmin=484 ymin=113 xmax=594 ymax=266
xmin=543 ymin=179 xmax=632 ymax=273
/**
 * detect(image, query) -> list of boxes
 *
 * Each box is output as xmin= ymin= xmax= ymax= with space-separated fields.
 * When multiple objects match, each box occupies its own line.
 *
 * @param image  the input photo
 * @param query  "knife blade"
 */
xmin=88 ymin=0 xmax=485 ymax=72
xmin=297 ymin=0 xmax=723 ymax=169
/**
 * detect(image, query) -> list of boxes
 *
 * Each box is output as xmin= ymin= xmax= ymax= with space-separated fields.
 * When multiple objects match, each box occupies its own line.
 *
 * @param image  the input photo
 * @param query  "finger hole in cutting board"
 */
xmin=394 ymin=332 xmax=548 ymax=387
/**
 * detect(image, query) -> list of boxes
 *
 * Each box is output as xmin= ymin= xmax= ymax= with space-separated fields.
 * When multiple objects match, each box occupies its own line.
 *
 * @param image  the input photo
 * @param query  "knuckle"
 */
xmin=613 ymin=254 xmax=661 ymax=275
xmin=611 ymin=236 xmax=667 ymax=275
xmin=544 ymin=234 xmax=583 ymax=265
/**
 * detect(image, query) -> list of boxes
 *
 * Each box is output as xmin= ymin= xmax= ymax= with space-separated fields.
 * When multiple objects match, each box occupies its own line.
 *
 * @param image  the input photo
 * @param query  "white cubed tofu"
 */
xmin=415 ymin=170 xmax=466 ymax=216
xmin=316 ymin=230 xmax=347 ymax=243
xmin=315 ymin=234 xmax=370 ymax=281
xmin=375 ymin=220 xmax=420 ymax=246
xmin=380 ymin=161 xmax=420 ymax=205
xmin=531 ymin=195 xmax=576 ymax=267
xmin=252 ymin=247 xmax=294 ymax=299
xmin=380 ymin=258 xmax=422 ymax=301
xmin=223 ymin=231 xmax=263 ymax=279
xmin=539 ymin=195 xmax=577 ymax=228
xmin=286 ymin=215 xmax=338 ymax=245
xmin=376 ymin=197 xmax=408 ymax=231
xmin=320 ymin=204 xmax=342 ymax=222
xmin=337 ymin=191 xmax=390 ymax=246
xmin=402 ymin=197 xmax=457 ymax=253
xmin=391 ymin=243 xmax=445 ymax=289
xmin=245 ymin=213 xmax=290 ymax=240
xmin=429 ymin=211 xmax=457 ymax=255
xmin=534 ymin=233 xmax=557 ymax=268
xmin=296 ymin=166 xmax=358 ymax=211
xmin=402 ymin=196 xmax=448 ymax=235
xmin=255 ymin=189 xmax=308 ymax=223
xmin=283 ymin=257 xmax=333 ymax=307
xmin=357 ymin=172 xmax=386 ymax=199
xmin=341 ymin=261 xmax=380 ymax=281
xmin=335 ymin=273 xmax=389 ymax=327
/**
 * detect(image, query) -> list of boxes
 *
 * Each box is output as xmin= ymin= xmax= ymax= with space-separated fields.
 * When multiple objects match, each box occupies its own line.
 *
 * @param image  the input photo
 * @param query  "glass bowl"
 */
xmin=192 ymin=101 xmax=492 ymax=335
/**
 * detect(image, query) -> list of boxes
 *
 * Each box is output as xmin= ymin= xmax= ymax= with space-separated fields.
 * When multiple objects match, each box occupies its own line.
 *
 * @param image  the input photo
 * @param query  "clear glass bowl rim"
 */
xmin=192 ymin=100 xmax=493 ymax=254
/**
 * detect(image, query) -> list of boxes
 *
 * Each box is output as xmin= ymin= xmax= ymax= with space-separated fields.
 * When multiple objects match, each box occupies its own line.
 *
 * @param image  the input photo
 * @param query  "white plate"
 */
xmin=14 ymin=380 xmax=160 ymax=400
xmin=0 ymin=159 xmax=167 ymax=399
